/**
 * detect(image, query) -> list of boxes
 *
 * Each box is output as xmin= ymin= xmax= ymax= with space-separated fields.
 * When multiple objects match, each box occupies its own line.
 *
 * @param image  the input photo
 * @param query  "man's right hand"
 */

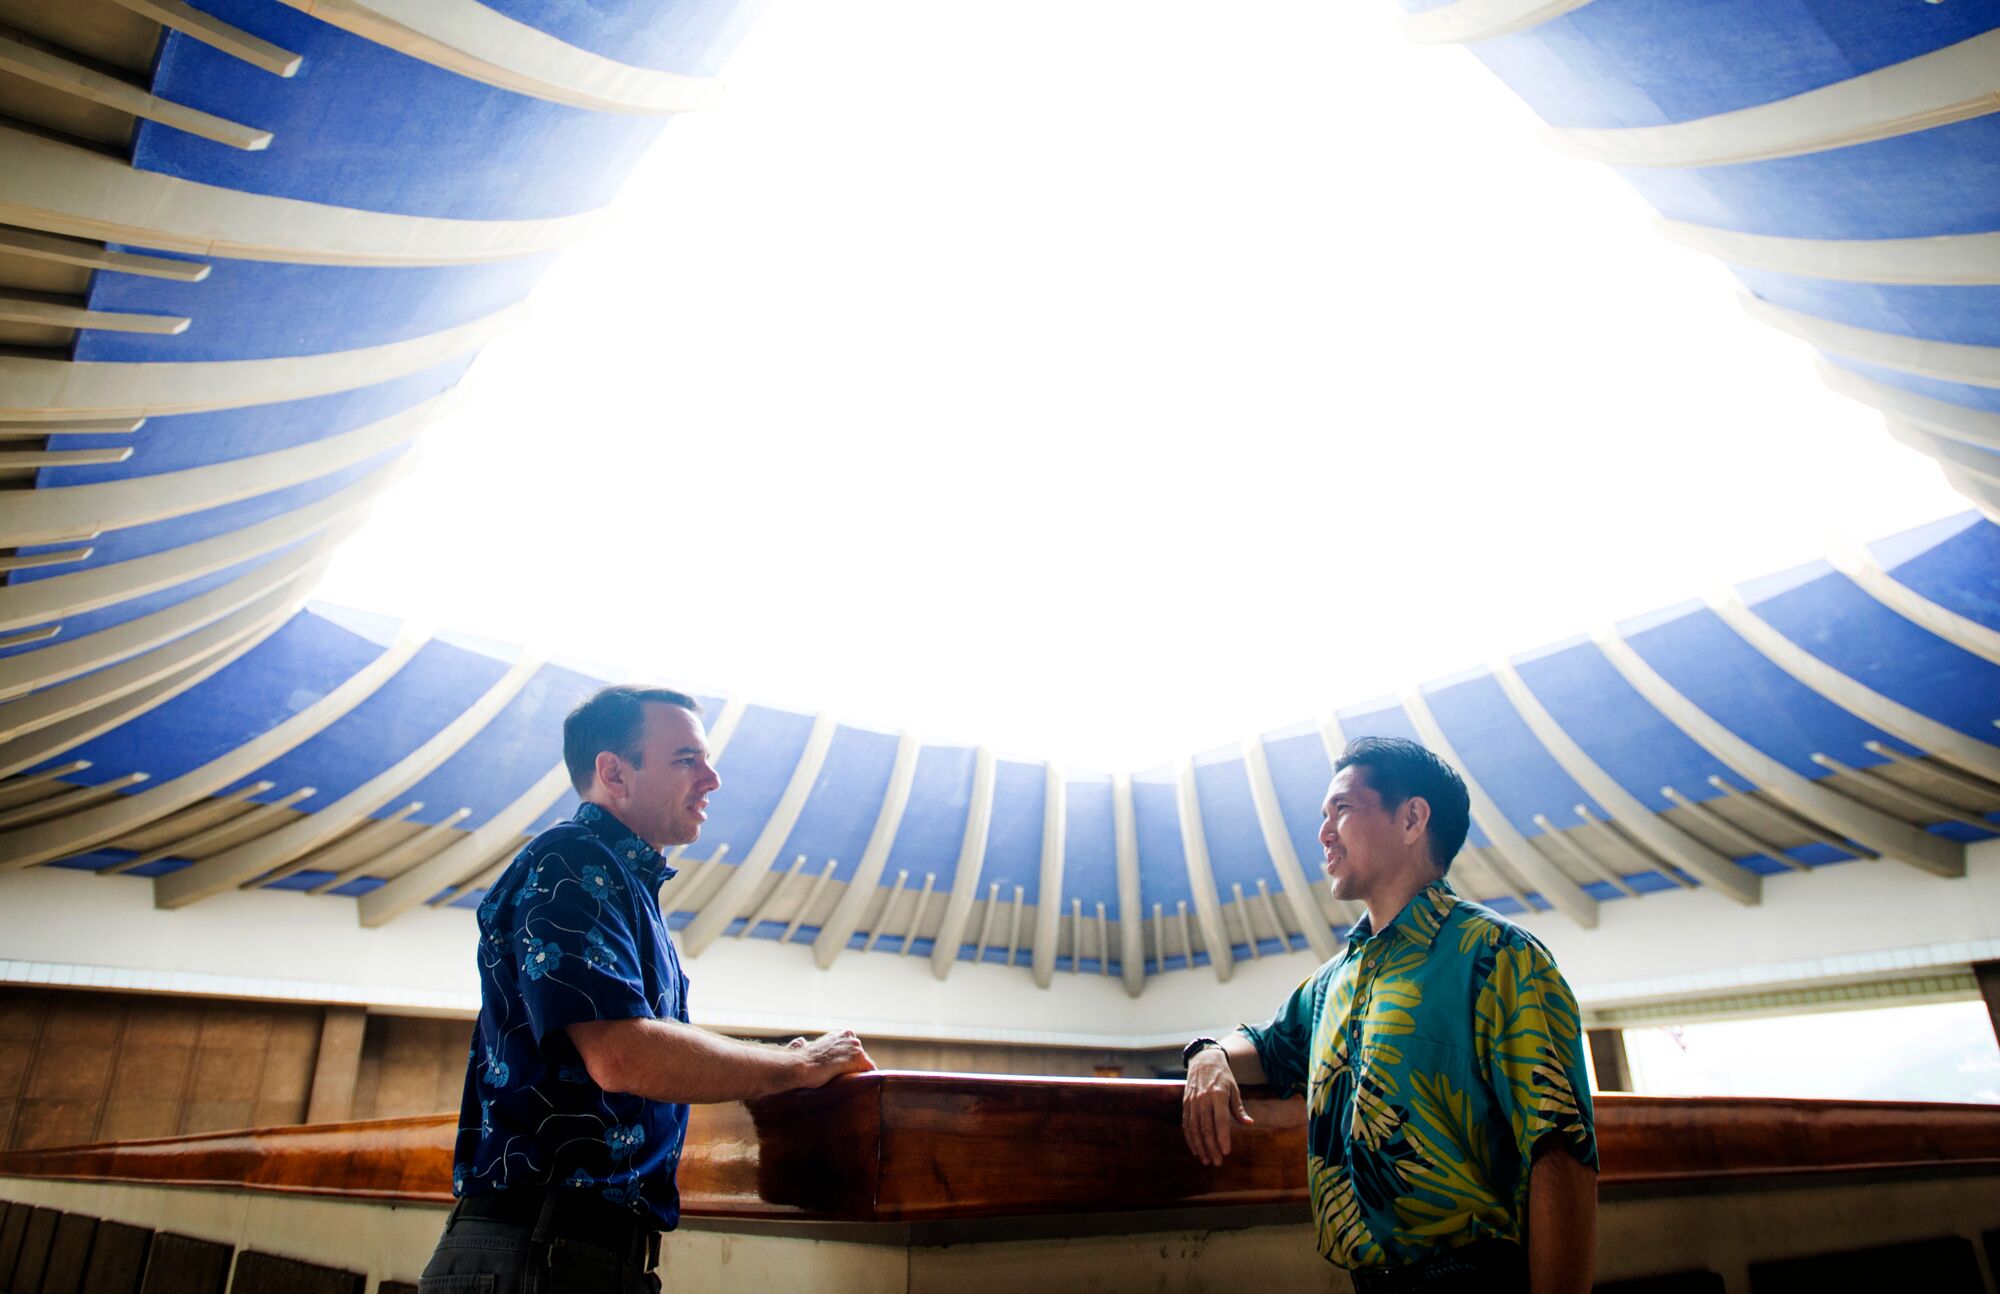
xmin=1182 ymin=1047 xmax=1254 ymax=1167
xmin=790 ymin=1029 xmax=875 ymax=1088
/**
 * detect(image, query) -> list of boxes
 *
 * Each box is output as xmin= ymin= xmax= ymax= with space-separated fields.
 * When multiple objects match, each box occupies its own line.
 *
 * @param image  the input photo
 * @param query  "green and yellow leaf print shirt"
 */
xmin=1238 ymin=878 xmax=1596 ymax=1271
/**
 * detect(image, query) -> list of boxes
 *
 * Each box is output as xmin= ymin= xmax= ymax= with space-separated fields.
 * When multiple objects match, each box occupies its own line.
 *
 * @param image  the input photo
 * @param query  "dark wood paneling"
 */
xmin=2 ymin=1083 xmax=2000 ymax=1224
xmin=1748 ymin=1236 xmax=1983 ymax=1294
xmin=133 ymin=1233 xmax=230 ymax=1294
xmin=0 ymin=1201 xmax=30 ymax=1282
xmin=79 ymin=1220 xmax=151 ymax=1294
xmin=226 ymin=1252 xmax=362 ymax=1294
xmin=41 ymin=1212 xmax=98 ymax=1294
xmin=375 ymin=1285 xmax=417 ymax=1294
xmin=12 ymin=1207 xmax=59 ymax=1292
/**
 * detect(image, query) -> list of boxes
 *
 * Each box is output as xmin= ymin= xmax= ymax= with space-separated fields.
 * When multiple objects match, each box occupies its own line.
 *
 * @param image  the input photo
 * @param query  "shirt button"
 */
xmin=626 ymin=850 xmax=636 ymax=859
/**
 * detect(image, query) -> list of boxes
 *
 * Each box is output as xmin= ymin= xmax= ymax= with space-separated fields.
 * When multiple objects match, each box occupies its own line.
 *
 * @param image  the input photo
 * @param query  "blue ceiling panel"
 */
xmin=882 ymin=744 xmax=977 ymax=890
xmin=1739 ymin=568 xmax=2000 ymax=743
xmin=979 ymin=759 xmax=1047 ymax=904
xmin=1131 ymin=768 xmax=1192 ymax=910
xmin=1259 ymin=726 xmax=1334 ymax=885
xmin=1620 ymin=607 xmax=1909 ymax=777
xmin=29 ymin=360 xmax=471 ymax=490
xmin=398 ymin=662 xmax=604 ymax=828
xmin=51 ymin=609 xmax=388 ymax=789
xmin=677 ymin=704 xmax=815 ymax=862
xmin=772 ymin=725 xmax=901 ymax=883
xmin=1870 ymin=514 xmax=2000 ymax=633
xmin=0 ymin=546 xmax=298 ymax=665
xmin=1730 ymin=267 xmax=2000 ymax=347
xmin=235 ymin=638 xmax=514 ymax=808
xmin=15 ymin=449 xmax=412 ymax=577
xmin=1510 ymin=640 xmax=1735 ymax=811
xmin=1613 ymin=115 xmax=2000 ymax=240
xmin=1824 ymin=361 xmax=2000 ymax=418
xmin=135 ymin=3 xmax=668 ymax=221
xmin=1337 ymin=700 xmax=1492 ymax=848
xmin=1060 ymin=773 xmax=1119 ymax=917
xmin=479 ymin=0 xmax=767 ymax=76
xmin=1422 ymin=672 xmax=1606 ymax=836
xmin=1190 ymin=750 xmax=1276 ymax=897
xmin=77 ymin=254 xmax=558 ymax=363
xmin=1469 ymin=1 xmax=1995 ymax=130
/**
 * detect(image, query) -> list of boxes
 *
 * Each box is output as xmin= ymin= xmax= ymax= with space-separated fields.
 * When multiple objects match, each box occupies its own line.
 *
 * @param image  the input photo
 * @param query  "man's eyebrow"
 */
xmin=675 ymin=745 xmax=707 ymax=758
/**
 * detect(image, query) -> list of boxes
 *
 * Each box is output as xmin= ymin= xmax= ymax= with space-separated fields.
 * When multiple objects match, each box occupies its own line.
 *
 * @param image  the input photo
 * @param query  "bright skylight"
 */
xmin=315 ymin=0 xmax=1969 ymax=772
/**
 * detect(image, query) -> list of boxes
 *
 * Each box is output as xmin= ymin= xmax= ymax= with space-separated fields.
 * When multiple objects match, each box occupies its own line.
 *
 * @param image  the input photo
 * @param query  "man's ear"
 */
xmin=1400 ymin=794 xmax=1432 ymax=844
xmin=593 ymin=750 xmax=625 ymax=797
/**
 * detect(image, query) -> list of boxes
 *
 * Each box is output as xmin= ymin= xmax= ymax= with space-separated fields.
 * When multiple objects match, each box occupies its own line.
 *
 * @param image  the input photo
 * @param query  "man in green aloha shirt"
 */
xmin=1181 ymin=736 xmax=1598 ymax=1294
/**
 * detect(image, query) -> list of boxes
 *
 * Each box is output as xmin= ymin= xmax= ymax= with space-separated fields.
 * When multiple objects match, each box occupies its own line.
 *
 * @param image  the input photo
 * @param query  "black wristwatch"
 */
xmin=1181 ymin=1035 xmax=1222 ymax=1068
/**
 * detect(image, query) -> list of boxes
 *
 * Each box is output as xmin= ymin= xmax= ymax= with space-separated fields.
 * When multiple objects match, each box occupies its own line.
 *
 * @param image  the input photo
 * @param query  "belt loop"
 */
xmin=529 ymin=1188 xmax=562 ymax=1262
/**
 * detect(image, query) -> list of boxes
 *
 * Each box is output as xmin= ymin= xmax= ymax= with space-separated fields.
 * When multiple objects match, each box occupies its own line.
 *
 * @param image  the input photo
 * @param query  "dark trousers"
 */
xmin=1351 ymin=1238 xmax=1529 ymax=1294
xmin=419 ymin=1194 xmax=663 ymax=1294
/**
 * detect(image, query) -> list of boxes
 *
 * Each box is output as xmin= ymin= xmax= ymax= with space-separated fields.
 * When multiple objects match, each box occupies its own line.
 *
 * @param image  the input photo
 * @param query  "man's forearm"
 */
xmin=571 ymin=1018 xmax=812 ymax=1104
xmin=1218 ymin=1031 xmax=1269 ymax=1087
xmin=1527 ymin=1142 xmax=1597 ymax=1294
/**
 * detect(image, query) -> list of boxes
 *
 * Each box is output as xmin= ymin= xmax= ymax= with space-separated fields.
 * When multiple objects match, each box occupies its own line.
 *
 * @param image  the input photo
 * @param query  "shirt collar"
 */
xmin=1343 ymin=877 xmax=1458 ymax=952
xmin=574 ymin=802 xmax=677 ymax=887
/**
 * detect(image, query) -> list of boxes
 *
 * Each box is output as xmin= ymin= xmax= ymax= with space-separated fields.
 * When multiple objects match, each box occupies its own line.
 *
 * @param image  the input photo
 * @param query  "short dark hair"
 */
xmin=1333 ymin=736 xmax=1471 ymax=873
xmin=563 ymin=685 xmax=702 ymax=795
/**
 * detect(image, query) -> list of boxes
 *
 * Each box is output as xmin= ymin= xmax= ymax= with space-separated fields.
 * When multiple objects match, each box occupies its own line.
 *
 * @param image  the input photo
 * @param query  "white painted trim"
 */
xmin=154 ymin=651 xmax=542 ymax=907
xmin=1658 ymin=786 xmax=1810 ymax=873
xmin=0 ymin=614 xmax=291 ymax=781
xmin=0 ymin=33 xmax=272 ymax=151
xmin=1533 ymin=815 xmax=1639 ymax=896
xmin=929 ymin=747 xmax=996 ymax=980
xmin=110 ymin=0 xmax=302 ymax=76
xmin=1030 ymin=762 xmax=1067 ymax=987
xmin=0 ymin=292 xmax=187 ymax=336
xmin=0 ymin=303 xmax=525 ymax=417
xmin=1656 ymin=220 xmax=2000 ymax=287
xmin=358 ymin=762 xmax=570 ymax=926
xmin=309 ymin=806 xmax=471 ymax=894
xmin=1549 ymin=32 xmax=2000 ymax=169
xmin=0 ymin=126 xmax=598 ymax=267
xmin=96 ymin=781 xmax=273 ymax=875
xmin=1403 ymin=688 xmax=1600 ymax=926
xmin=699 ymin=696 xmax=748 ymax=762
xmin=860 ymin=869 xmax=909 ymax=955
xmin=1491 ymin=657 xmax=1759 ymax=904
xmin=1594 ymin=628 xmax=1964 ymax=876
xmin=257 ymin=798 xmax=422 ymax=888
xmin=810 ymin=730 xmax=918 ymax=968
xmin=0 ymin=623 xmax=426 ymax=871
xmin=0 ymin=762 xmax=92 ymax=805
xmin=0 ymin=453 xmax=403 ymax=634
xmin=0 ymin=446 xmax=131 ymax=470
xmin=277 ymin=0 xmax=723 ymax=115
xmin=1399 ymin=0 xmax=1595 ymax=46
xmin=0 ymin=577 xmax=314 ymax=743
xmin=1819 ymin=362 xmax=2000 ymax=454
xmin=0 ymin=773 xmax=149 ymax=832
xmin=1865 ymin=741 xmax=2000 ymax=801
xmin=1890 ymin=420 xmax=2000 ymax=489
xmin=0 ymin=627 xmax=60 ymax=651
xmin=0 ymin=536 xmax=333 ymax=703
xmin=1813 ymin=753 xmax=1994 ymax=833
xmin=1709 ymin=587 xmax=2000 ymax=784
xmin=1743 ymin=294 xmax=2000 ymax=389
xmin=0 ymin=417 xmax=146 ymax=435
xmin=1171 ymin=759 xmax=1235 ymax=981
xmin=1240 ymin=736 xmax=1337 ymax=958
xmin=781 ymin=858 xmax=837 ymax=945
xmin=1112 ymin=772 xmax=1144 ymax=997
xmin=897 ymin=872 xmax=936 ymax=958
xmin=0 ymin=226 xmax=208 ymax=282
xmin=0 ymin=547 xmax=94 ymax=574
xmin=0 ymin=388 xmax=456 ymax=547
xmin=681 ymin=712 xmax=840 ymax=955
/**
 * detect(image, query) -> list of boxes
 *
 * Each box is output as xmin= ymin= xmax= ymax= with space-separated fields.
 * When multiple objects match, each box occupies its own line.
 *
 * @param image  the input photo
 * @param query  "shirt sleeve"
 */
xmin=1236 ymin=969 xmax=1325 ymax=1098
xmin=1473 ymin=934 xmax=1598 ymax=1171
xmin=508 ymin=839 xmax=656 ymax=1048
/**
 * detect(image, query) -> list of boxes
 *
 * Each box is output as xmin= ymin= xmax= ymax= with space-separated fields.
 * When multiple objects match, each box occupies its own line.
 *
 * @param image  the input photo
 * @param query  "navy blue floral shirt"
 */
xmin=454 ymin=803 xmax=692 ymax=1230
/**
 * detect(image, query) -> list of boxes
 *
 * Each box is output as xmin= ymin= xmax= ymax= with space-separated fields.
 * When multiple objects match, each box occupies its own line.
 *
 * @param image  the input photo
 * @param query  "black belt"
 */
xmin=454 ymin=1189 xmax=660 ymax=1271
xmin=1351 ymin=1238 xmax=1527 ymax=1294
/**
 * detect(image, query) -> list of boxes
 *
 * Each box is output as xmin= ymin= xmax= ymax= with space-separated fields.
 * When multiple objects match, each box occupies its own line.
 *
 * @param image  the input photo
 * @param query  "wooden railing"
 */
xmin=3 ymin=1075 xmax=1999 ymax=1220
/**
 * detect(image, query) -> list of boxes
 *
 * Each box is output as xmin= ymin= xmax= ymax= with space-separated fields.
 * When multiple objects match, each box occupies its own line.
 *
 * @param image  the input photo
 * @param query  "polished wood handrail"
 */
xmin=1 ymin=1075 xmax=1997 ymax=1221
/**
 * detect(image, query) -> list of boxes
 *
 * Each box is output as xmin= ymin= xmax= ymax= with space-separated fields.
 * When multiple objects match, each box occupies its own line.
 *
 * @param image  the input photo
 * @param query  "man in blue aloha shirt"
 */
xmin=1181 ymin=737 xmax=1597 ymax=1294
xmin=420 ymin=685 xmax=875 ymax=1293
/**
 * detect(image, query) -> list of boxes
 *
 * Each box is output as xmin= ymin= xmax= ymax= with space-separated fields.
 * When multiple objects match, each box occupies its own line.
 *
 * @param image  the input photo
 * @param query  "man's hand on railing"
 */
xmin=784 ymin=1030 xmax=876 ymax=1089
xmin=1182 ymin=1043 xmax=1257 ymax=1167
